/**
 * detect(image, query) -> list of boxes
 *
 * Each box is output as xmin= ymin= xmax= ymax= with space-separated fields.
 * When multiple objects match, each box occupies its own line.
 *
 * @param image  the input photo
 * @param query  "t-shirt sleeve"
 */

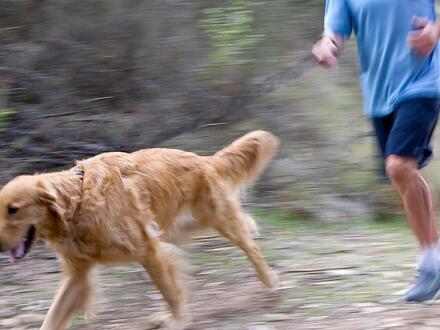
xmin=324 ymin=0 xmax=352 ymax=38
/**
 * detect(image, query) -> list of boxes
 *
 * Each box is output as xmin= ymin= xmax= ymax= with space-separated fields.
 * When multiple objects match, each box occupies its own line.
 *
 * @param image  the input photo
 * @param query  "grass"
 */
xmin=252 ymin=208 xmax=310 ymax=231
xmin=252 ymin=207 xmax=409 ymax=234
xmin=0 ymin=108 xmax=16 ymax=134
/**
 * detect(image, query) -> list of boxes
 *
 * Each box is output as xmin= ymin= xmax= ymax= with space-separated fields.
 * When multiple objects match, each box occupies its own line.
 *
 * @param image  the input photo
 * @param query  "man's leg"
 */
xmin=386 ymin=155 xmax=439 ymax=246
xmin=386 ymin=154 xmax=440 ymax=301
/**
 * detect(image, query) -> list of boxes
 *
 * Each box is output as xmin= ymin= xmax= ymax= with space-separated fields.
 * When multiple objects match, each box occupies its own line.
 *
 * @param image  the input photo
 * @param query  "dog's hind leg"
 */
xmin=139 ymin=235 xmax=189 ymax=330
xmin=40 ymin=261 xmax=93 ymax=330
xmin=195 ymin=198 xmax=278 ymax=289
xmin=216 ymin=219 xmax=278 ymax=289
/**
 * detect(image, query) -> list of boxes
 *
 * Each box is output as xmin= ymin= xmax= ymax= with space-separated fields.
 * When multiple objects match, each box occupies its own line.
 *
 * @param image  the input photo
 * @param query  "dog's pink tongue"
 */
xmin=9 ymin=242 xmax=25 ymax=263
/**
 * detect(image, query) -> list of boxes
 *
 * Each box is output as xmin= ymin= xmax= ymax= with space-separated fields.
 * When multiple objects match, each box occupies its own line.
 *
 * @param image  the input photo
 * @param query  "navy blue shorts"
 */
xmin=372 ymin=98 xmax=440 ymax=170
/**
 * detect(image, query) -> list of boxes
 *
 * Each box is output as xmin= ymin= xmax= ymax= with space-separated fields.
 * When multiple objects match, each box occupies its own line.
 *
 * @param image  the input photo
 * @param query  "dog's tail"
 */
xmin=209 ymin=130 xmax=280 ymax=189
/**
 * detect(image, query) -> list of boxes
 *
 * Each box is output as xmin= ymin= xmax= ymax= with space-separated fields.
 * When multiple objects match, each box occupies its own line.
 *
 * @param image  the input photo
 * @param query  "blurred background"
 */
xmin=1 ymin=1 xmax=440 ymax=329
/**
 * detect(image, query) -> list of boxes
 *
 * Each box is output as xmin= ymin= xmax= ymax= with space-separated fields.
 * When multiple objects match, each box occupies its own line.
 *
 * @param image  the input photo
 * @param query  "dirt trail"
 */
xmin=1 ymin=214 xmax=439 ymax=330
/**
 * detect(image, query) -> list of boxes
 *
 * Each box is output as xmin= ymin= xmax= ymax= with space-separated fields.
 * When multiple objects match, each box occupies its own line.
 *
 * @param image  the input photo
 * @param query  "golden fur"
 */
xmin=0 ymin=130 xmax=279 ymax=330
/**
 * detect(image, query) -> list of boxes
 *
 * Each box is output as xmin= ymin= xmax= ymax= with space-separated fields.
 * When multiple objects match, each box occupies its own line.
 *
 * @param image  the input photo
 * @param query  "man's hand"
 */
xmin=408 ymin=16 xmax=440 ymax=57
xmin=312 ymin=35 xmax=344 ymax=69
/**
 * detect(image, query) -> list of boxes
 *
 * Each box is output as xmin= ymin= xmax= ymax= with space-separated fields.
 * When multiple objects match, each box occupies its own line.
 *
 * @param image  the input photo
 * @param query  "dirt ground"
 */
xmin=1 ymin=211 xmax=440 ymax=330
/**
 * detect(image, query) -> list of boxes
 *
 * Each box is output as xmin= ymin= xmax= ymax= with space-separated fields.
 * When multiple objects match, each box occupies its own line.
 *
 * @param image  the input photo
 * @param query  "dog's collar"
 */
xmin=74 ymin=167 xmax=85 ymax=180
xmin=69 ymin=167 xmax=85 ymax=221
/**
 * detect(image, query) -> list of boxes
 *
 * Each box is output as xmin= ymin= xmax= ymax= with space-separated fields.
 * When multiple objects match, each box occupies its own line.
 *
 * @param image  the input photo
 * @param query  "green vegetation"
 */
xmin=253 ymin=208 xmax=408 ymax=234
xmin=0 ymin=108 xmax=15 ymax=134
xmin=201 ymin=0 xmax=264 ymax=68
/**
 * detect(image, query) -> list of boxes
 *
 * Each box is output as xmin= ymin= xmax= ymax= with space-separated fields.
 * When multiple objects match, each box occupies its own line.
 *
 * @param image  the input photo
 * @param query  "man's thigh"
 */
xmin=386 ymin=98 xmax=440 ymax=169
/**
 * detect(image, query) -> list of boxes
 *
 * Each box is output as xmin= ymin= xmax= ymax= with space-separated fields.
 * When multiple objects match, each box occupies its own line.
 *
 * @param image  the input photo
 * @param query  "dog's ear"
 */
xmin=36 ymin=179 xmax=78 ymax=222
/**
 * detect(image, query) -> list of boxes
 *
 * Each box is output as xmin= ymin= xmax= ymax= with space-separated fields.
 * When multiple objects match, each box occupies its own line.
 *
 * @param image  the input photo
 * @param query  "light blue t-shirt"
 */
xmin=325 ymin=0 xmax=440 ymax=117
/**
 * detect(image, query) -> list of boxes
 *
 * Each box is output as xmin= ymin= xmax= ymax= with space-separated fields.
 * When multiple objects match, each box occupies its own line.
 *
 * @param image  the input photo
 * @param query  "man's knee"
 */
xmin=385 ymin=155 xmax=417 ymax=183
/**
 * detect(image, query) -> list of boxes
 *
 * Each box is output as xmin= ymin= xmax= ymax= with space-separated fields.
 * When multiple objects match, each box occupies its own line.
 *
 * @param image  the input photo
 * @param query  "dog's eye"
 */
xmin=7 ymin=206 xmax=19 ymax=215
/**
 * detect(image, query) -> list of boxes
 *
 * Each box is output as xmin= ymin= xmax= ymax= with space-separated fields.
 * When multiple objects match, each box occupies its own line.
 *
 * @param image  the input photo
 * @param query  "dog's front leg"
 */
xmin=139 ymin=238 xmax=189 ymax=329
xmin=40 ymin=264 xmax=93 ymax=330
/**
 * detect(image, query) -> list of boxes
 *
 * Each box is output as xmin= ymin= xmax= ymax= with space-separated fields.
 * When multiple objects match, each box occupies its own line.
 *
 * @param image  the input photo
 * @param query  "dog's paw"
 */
xmin=146 ymin=313 xmax=191 ymax=330
xmin=266 ymin=271 xmax=280 ymax=290
xmin=145 ymin=314 xmax=168 ymax=329
xmin=165 ymin=317 xmax=191 ymax=330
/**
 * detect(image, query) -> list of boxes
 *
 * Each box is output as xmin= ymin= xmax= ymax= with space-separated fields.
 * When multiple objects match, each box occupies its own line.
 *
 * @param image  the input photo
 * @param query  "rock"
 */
xmin=245 ymin=325 xmax=277 ymax=330
xmin=326 ymin=269 xmax=357 ymax=276
xmin=18 ymin=314 xmax=45 ymax=325
xmin=381 ymin=271 xmax=403 ymax=279
xmin=361 ymin=306 xmax=387 ymax=314
xmin=262 ymin=313 xmax=293 ymax=322
xmin=0 ymin=317 xmax=21 ymax=328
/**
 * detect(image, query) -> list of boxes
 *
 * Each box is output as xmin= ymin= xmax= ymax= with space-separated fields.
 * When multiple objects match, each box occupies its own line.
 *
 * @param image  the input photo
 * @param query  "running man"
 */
xmin=312 ymin=1 xmax=440 ymax=302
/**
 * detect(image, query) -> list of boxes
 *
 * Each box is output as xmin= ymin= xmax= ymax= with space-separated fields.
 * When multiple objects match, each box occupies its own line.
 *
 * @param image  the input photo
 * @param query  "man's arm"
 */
xmin=312 ymin=33 xmax=345 ymax=69
xmin=408 ymin=16 xmax=440 ymax=57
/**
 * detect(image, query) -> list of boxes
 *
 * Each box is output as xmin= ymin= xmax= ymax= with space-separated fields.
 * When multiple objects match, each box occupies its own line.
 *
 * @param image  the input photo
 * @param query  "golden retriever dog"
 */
xmin=0 ymin=130 xmax=279 ymax=330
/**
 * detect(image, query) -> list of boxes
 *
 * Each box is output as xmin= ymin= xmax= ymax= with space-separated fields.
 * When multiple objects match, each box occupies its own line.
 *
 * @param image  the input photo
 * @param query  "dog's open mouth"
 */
xmin=9 ymin=225 xmax=36 ymax=263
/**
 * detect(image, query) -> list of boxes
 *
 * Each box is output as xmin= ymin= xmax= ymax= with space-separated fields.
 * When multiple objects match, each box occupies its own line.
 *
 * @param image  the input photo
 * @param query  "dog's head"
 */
xmin=0 ymin=173 xmax=81 ymax=262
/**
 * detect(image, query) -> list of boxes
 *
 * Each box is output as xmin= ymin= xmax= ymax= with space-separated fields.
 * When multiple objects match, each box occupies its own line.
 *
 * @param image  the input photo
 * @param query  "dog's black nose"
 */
xmin=0 ymin=243 xmax=4 ymax=253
